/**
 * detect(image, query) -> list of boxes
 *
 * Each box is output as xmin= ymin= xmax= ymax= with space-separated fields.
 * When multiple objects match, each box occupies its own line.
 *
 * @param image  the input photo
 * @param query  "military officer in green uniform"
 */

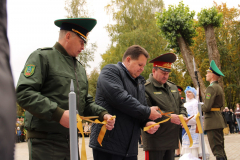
xmin=202 ymin=60 xmax=227 ymax=160
xmin=16 ymin=18 xmax=115 ymax=160
xmin=142 ymin=53 xmax=188 ymax=160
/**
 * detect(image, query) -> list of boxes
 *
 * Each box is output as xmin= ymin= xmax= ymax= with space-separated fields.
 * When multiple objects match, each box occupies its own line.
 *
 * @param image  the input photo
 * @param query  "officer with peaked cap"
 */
xmin=16 ymin=18 xmax=115 ymax=159
xmin=142 ymin=53 xmax=187 ymax=160
xmin=202 ymin=60 xmax=227 ymax=160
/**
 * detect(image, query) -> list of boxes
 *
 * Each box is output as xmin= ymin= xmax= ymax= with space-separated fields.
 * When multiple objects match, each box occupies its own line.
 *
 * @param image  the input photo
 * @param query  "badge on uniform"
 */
xmin=24 ymin=64 xmax=35 ymax=77
xmin=154 ymin=92 xmax=162 ymax=94
xmin=206 ymin=93 xmax=211 ymax=99
xmin=171 ymin=90 xmax=177 ymax=93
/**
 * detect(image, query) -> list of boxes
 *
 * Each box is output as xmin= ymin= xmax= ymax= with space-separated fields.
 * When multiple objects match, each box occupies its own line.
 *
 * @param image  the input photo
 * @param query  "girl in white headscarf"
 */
xmin=181 ymin=86 xmax=210 ymax=159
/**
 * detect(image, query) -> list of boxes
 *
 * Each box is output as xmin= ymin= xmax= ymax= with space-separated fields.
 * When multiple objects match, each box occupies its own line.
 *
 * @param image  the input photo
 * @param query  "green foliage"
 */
xmin=17 ymin=103 xmax=25 ymax=117
xmin=65 ymin=0 xmax=97 ymax=68
xmin=191 ymin=3 xmax=240 ymax=107
xmin=211 ymin=3 xmax=240 ymax=108
xmin=87 ymin=68 xmax=100 ymax=100
xmin=169 ymin=54 xmax=193 ymax=94
xmin=156 ymin=1 xmax=196 ymax=53
xmin=197 ymin=6 xmax=223 ymax=27
xmin=65 ymin=0 xmax=89 ymax=18
xmin=77 ymin=43 xmax=97 ymax=68
xmin=101 ymin=0 xmax=168 ymax=79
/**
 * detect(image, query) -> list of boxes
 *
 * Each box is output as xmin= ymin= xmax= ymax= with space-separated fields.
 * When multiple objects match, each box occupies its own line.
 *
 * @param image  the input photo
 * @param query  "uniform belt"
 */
xmin=27 ymin=130 xmax=69 ymax=141
xmin=211 ymin=108 xmax=220 ymax=111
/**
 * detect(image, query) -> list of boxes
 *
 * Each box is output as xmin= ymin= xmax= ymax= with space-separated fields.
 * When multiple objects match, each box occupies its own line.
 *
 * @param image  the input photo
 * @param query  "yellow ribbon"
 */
xmin=76 ymin=115 xmax=116 ymax=160
xmin=179 ymin=115 xmax=193 ymax=148
xmin=95 ymin=116 xmax=116 ymax=146
xmin=143 ymin=118 xmax=171 ymax=131
xmin=76 ymin=114 xmax=87 ymax=160
xmin=143 ymin=111 xmax=193 ymax=148
xmin=195 ymin=112 xmax=203 ymax=134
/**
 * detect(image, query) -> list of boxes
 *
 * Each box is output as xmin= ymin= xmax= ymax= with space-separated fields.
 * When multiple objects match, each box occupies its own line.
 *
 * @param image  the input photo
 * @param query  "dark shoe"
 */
xmin=175 ymin=154 xmax=180 ymax=157
xmin=216 ymin=157 xmax=225 ymax=160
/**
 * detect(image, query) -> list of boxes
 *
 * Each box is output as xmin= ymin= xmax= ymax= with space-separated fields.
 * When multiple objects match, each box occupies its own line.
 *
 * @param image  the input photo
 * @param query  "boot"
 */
xmin=216 ymin=157 xmax=225 ymax=160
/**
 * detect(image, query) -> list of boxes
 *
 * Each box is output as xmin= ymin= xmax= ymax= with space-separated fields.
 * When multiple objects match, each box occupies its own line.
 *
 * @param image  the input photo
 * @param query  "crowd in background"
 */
xmin=222 ymin=104 xmax=240 ymax=135
xmin=15 ymin=117 xmax=25 ymax=143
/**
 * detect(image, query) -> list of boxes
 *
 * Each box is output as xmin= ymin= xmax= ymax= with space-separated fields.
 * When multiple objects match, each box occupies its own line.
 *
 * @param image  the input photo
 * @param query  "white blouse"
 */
xmin=184 ymin=98 xmax=198 ymax=126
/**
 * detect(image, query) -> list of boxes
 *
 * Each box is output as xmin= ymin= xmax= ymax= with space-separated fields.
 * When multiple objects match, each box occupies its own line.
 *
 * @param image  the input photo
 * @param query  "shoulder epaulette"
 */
xmin=145 ymin=81 xmax=150 ymax=86
xmin=38 ymin=47 xmax=53 ymax=50
xmin=167 ymin=80 xmax=175 ymax=85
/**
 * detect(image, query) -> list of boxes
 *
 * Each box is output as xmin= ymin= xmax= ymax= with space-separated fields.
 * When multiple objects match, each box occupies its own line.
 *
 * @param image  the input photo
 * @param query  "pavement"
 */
xmin=15 ymin=133 xmax=240 ymax=160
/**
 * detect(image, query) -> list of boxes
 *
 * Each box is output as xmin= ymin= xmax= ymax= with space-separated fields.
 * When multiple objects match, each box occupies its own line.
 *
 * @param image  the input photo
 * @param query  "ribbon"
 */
xmin=76 ymin=114 xmax=87 ymax=160
xmin=95 ymin=116 xmax=116 ymax=146
xmin=144 ymin=118 xmax=171 ymax=131
xmin=179 ymin=115 xmax=193 ymax=148
xmin=144 ymin=108 xmax=172 ymax=131
xmin=144 ymin=108 xmax=193 ymax=148
xmin=195 ymin=112 xmax=203 ymax=134
xmin=76 ymin=114 xmax=116 ymax=159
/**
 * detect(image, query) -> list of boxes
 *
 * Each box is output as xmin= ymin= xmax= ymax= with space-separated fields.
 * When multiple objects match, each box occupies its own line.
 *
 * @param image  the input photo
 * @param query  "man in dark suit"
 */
xmin=0 ymin=0 xmax=17 ymax=159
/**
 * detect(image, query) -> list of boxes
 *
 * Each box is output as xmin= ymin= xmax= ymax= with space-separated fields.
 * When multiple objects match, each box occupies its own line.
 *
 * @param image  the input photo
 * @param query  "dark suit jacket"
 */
xmin=0 ymin=1 xmax=17 ymax=159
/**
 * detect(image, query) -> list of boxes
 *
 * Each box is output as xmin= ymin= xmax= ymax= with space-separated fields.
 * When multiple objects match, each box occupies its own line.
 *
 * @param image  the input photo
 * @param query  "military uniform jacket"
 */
xmin=201 ymin=81 xmax=227 ymax=130
xmin=142 ymin=74 xmax=187 ymax=151
xmin=16 ymin=42 xmax=107 ymax=136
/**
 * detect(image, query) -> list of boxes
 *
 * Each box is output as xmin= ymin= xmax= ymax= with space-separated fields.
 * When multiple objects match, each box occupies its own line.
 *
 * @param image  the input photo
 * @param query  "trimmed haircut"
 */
xmin=122 ymin=45 xmax=149 ymax=61
xmin=58 ymin=30 xmax=76 ymax=41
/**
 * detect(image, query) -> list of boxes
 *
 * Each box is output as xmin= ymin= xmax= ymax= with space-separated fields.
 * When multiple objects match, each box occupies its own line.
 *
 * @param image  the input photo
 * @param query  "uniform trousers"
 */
xmin=92 ymin=149 xmax=137 ymax=160
xmin=145 ymin=149 xmax=175 ymax=160
xmin=28 ymin=137 xmax=79 ymax=160
xmin=206 ymin=129 xmax=227 ymax=159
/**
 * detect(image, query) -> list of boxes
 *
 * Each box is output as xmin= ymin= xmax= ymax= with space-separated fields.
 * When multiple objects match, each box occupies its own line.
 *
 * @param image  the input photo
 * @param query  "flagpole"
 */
xmin=69 ymin=79 xmax=78 ymax=160
xmin=193 ymin=58 xmax=206 ymax=160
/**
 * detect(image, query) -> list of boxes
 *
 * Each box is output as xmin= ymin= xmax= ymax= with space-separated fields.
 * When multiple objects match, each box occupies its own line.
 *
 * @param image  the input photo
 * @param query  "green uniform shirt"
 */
xmin=142 ymin=74 xmax=187 ymax=151
xmin=16 ymin=42 xmax=107 ymax=136
xmin=201 ymin=81 xmax=227 ymax=130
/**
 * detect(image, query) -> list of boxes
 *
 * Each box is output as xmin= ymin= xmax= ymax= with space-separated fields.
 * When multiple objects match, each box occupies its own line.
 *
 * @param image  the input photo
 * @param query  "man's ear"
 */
xmin=152 ymin=68 xmax=156 ymax=74
xmin=65 ymin=32 xmax=71 ymax=41
xmin=126 ymin=56 xmax=131 ymax=64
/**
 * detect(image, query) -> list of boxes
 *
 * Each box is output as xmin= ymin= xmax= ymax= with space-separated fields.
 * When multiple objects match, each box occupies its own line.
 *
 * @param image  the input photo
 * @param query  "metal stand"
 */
xmin=193 ymin=58 xmax=206 ymax=160
xmin=197 ymin=100 xmax=206 ymax=160
xmin=69 ymin=79 xmax=78 ymax=160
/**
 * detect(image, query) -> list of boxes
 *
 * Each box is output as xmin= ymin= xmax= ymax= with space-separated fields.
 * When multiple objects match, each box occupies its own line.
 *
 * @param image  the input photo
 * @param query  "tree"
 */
xmin=213 ymin=3 xmax=240 ymax=108
xmin=156 ymin=1 xmax=207 ymax=99
xmin=101 ymin=0 xmax=167 ymax=79
xmin=65 ymin=0 xmax=97 ymax=68
xmin=197 ymin=6 xmax=224 ymax=91
xmin=190 ymin=2 xmax=240 ymax=107
xmin=87 ymin=68 xmax=100 ymax=100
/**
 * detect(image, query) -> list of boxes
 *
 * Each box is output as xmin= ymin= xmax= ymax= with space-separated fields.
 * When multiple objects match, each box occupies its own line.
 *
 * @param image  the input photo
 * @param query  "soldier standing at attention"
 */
xmin=16 ymin=18 xmax=115 ymax=160
xmin=202 ymin=60 xmax=227 ymax=160
xmin=142 ymin=53 xmax=188 ymax=160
